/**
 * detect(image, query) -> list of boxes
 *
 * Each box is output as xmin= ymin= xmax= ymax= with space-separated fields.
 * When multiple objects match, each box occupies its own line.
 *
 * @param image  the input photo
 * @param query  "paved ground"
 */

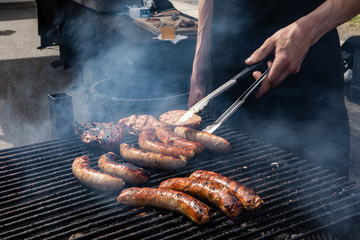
xmin=0 ymin=1 xmax=360 ymax=183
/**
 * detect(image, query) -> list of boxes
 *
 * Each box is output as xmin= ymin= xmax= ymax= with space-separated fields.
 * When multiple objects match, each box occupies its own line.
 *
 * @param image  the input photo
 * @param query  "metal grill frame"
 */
xmin=1 ymin=124 xmax=360 ymax=240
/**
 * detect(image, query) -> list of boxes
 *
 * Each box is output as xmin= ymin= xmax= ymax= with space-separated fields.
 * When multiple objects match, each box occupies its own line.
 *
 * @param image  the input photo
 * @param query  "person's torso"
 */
xmin=211 ymin=0 xmax=325 ymax=80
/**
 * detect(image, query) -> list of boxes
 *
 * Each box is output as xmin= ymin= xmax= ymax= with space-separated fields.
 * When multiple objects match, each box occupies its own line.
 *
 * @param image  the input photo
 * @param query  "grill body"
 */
xmin=1 ymin=123 xmax=360 ymax=240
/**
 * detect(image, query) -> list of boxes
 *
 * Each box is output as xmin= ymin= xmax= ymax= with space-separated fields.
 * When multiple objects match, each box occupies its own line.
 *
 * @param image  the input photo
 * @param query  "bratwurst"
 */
xmin=156 ymin=125 xmax=204 ymax=154
xmin=98 ymin=152 xmax=150 ymax=184
xmin=139 ymin=128 xmax=195 ymax=159
xmin=159 ymin=178 xmax=243 ymax=217
xmin=72 ymin=155 xmax=125 ymax=191
xmin=189 ymin=170 xmax=263 ymax=210
xmin=174 ymin=126 xmax=232 ymax=153
xmin=120 ymin=143 xmax=187 ymax=170
xmin=117 ymin=187 xmax=211 ymax=224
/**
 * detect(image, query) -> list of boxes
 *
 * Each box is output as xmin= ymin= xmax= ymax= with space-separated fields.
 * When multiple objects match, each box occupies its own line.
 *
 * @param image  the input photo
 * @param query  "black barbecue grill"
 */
xmin=1 ymin=119 xmax=360 ymax=240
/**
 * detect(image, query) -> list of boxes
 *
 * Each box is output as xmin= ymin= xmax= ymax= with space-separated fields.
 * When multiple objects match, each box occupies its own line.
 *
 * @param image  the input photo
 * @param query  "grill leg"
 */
xmin=48 ymin=92 xmax=75 ymax=138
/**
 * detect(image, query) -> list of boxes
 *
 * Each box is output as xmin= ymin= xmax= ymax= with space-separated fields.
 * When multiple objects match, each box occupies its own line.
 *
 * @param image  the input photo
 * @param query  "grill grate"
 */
xmin=0 ymin=123 xmax=360 ymax=240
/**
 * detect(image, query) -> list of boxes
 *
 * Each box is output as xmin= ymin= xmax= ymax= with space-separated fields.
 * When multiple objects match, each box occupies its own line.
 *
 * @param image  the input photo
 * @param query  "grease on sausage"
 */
xmin=156 ymin=125 xmax=204 ymax=154
xmin=117 ymin=187 xmax=211 ymax=224
xmin=159 ymin=177 xmax=243 ymax=217
xmin=189 ymin=170 xmax=263 ymax=210
xmin=120 ymin=143 xmax=187 ymax=170
xmin=139 ymin=128 xmax=195 ymax=159
xmin=174 ymin=126 xmax=231 ymax=153
xmin=98 ymin=152 xmax=150 ymax=184
xmin=72 ymin=155 xmax=125 ymax=191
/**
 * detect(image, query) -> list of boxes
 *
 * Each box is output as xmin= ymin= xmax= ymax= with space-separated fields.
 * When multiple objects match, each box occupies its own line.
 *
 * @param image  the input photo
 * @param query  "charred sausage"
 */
xmin=72 ymin=155 xmax=125 ymax=191
xmin=120 ymin=143 xmax=187 ymax=170
xmin=98 ymin=152 xmax=150 ymax=184
xmin=159 ymin=177 xmax=243 ymax=217
xmin=156 ymin=125 xmax=204 ymax=154
xmin=189 ymin=170 xmax=263 ymax=210
xmin=117 ymin=187 xmax=211 ymax=224
xmin=139 ymin=128 xmax=195 ymax=159
xmin=174 ymin=126 xmax=232 ymax=153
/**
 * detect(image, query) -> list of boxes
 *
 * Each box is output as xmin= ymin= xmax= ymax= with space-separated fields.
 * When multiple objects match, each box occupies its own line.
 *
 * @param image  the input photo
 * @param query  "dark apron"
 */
xmin=209 ymin=0 xmax=350 ymax=177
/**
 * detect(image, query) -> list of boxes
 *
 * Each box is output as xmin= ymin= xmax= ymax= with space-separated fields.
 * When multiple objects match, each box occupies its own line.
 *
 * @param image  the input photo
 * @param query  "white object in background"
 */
xmin=126 ymin=5 xmax=150 ymax=19
xmin=142 ymin=0 xmax=154 ymax=9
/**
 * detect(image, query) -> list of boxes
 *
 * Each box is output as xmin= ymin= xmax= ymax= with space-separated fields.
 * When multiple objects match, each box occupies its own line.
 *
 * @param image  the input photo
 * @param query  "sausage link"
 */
xmin=98 ymin=152 xmax=150 ymax=184
xmin=159 ymin=178 xmax=243 ymax=217
xmin=156 ymin=125 xmax=204 ymax=154
xmin=139 ymin=128 xmax=195 ymax=159
xmin=174 ymin=127 xmax=231 ymax=153
xmin=120 ymin=143 xmax=187 ymax=170
xmin=189 ymin=170 xmax=263 ymax=210
xmin=72 ymin=155 xmax=125 ymax=192
xmin=117 ymin=187 xmax=211 ymax=224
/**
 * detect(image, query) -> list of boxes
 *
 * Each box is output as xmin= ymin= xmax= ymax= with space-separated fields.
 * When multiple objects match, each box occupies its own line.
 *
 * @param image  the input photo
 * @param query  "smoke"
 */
xmin=58 ymin=6 xmax=196 ymax=123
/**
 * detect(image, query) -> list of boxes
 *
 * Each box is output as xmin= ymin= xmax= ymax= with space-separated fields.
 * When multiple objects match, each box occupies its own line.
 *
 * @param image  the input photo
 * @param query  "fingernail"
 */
xmin=246 ymin=56 xmax=254 ymax=63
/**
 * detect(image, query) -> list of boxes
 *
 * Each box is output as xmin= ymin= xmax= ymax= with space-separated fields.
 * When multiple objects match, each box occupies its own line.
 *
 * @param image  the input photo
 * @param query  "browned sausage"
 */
xmin=72 ymin=155 xmax=125 ymax=191
xmin=98 ymin=152 xmax=150 ymax=184
xmin=189 ymin=170 xmax=263 ymax=210
xmin=156 ymin=125 xmax=204 ymax=154
xmin=139 ymin=128 xmax=195 ymax=159
xmin=117 ymin=187 xmax=211 ymax=224
xmin=159 ymin=177 xmax=243 ymax=217
xmin=120 ymin=143 xmax=187 ymax=170
xmin=174 ymin=126 xmax=232 ymax=153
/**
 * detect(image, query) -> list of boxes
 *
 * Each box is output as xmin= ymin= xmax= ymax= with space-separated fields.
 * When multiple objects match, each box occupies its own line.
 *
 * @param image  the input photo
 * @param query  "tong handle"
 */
xmin=203 ymin=68 xmax=270 ymax=133
xmin=208 ymin=56 xmax=271 ymax=101
xmin=177 ymin=55 xmax=273 ymax=125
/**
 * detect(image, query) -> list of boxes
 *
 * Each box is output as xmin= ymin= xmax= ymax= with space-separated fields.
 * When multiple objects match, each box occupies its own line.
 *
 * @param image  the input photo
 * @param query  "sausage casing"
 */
xmin=156 ymin=125 xmax=204 ymax=154
xmin=159 ymin=177 xmax=243 ymax=217
xmin=139 ymin=128 xmax=195 ymax=159
xmin=117 ymin=187 xmax=211 ymax=224
xmin=189 ymin=170 xmax=263 ymax=210
xmin=120 ymin=143 xmax=187 ymax=170
xmin=98 ymin=152 xmax=150 ymax=184
xmin=174 ymin=126 xmax=231 ymax=153
xmin=72 ymin=155 xmax=125 ymax=191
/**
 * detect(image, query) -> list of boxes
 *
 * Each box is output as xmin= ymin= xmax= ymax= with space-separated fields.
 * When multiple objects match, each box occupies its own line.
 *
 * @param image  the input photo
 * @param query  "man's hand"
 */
xmin=245 ymin=0 xmax=360 ymax=98
xmin=188 ymin=75 xmax=206 ymax=108
xmin=245 ymin=21 xmax=313 ymax=98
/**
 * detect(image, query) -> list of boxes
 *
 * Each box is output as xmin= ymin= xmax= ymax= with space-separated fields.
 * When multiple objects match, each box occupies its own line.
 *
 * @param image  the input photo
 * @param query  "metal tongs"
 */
xmin=177 ymin=57 xmax=272 ymax=134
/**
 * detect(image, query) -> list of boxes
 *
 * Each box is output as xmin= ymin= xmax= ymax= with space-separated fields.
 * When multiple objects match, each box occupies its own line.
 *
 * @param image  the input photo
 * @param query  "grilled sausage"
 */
xmin=98 ymin=152 xmax=150 ymax=184
xmin=174 ymin=126 xmax=231 ymax=153
xmin=189 ymin=170 xmax=263 ymax=210
xmin=139 ymin=128 xmax=195 ymax=159
xmin=156 ymin=125 xmax=204 ymax=154
xmin=120 ymin=143 xmax=187 ymax=170
xmin=72 ymin=155 xmax=125 ymax=191
xmin=159 ymin=178 xmax=243 ymax=217
xmin=117 ymin=187 xmax=211 ymax=224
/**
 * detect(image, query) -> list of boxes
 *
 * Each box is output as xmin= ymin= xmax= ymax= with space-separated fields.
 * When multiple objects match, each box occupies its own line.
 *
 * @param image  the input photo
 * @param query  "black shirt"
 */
xmin=208 ymin=0 xmax=350 ymax=178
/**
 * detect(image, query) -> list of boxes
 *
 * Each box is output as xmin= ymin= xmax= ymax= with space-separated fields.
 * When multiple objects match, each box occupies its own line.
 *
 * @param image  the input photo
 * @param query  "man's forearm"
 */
xmin=191 ymin=0 xmax=213 ymax=86
xmin=297 ymin=0 xmax=360 ymax=45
